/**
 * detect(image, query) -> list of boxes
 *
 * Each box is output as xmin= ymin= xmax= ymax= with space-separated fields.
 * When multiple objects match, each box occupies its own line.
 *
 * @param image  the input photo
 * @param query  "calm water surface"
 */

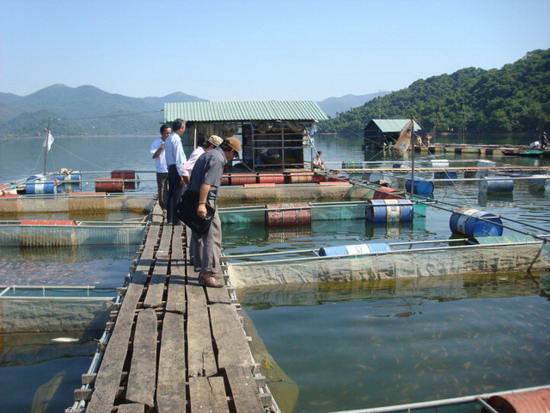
xmin=1 ymin=134 xmax=549 ymax=412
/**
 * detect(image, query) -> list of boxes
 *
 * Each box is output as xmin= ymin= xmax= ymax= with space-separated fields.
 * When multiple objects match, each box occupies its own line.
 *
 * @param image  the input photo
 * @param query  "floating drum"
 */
xmin=288 ymin=172 xmax=315 ymax=183
xmin=111 ymin=170 xmax=136 ymax=189
xmin=26 ymin=180 xmax=57 ymax=194
xmin=485 ymin=388 xmax=550 ymax=413
xmin=258 ymin=173 xmax=284 ymax=184
xmin=479 ymin=176 xmax=513 ymax=193
xmin=449 ymin=207 xmax=503 ymax=238
xmin=95 ymin=178 xmax=124 ymax=193
xmin=434 ymin=171 xmax=458 ymax=180
xmin=266 ymin=203 xmax=311 ymax=227
xmin=528 ymin=174 xmax=547 ymax=192
xmin=228 ymin=173 xmax=257 ymax=185
xmin=319 ymin=243 xmax=391 ymax=256
xmin=477 ymin=159 xmax=496 ymax=168
xmin=366 ymin=199 xmax=413 ymax=223
xmin=373 ymin=186 xmax=404 ymax=200
xmin=405 ymin=176 xmax=434 ymax=196
xmin=430 ymin=159 xmax=449 ymax=168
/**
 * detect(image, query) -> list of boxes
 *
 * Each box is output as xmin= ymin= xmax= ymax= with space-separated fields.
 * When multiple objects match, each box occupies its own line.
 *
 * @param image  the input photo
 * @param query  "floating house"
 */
xmin=164 ymin=101 xmax=328 ymax=172
xmin=364 ymin=118 xmax=422 ymax=148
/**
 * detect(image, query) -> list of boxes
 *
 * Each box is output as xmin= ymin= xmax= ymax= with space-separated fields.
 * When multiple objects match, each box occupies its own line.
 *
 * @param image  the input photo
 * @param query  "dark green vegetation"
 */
xmin=319 ymin=49 xmax=550 ymax=134
xmin=0 ymin=84 xmax=205 ymax=136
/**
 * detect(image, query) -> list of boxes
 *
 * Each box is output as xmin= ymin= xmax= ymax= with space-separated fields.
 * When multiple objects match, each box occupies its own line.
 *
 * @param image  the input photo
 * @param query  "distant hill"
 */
xmin=0 ymin=84 xmax=207 ymax=136
xmin=317 ymin=91 xmax=391 ymax=118
xmin=318 ymin=49 xmax=550 ymax=134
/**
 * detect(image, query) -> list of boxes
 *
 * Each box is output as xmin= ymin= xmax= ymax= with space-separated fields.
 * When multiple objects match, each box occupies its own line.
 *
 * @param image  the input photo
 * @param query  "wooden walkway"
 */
xmin=70 ymin=204 xmax=275 ymax=413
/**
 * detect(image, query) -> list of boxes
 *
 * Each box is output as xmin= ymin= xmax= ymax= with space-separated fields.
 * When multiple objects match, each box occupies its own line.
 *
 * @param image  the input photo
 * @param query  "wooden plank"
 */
xmin=205 ymin=283 xmax=231 ymax=305
xmin=165 ymin=260 xmax=186 ymax=314
xmin=187 ymin=274 xmax=217 ymax=377
xmin=143 ymin=224 xmax=171 ymax=308
xmin=224 ymin=365 xmax=265 ymax=413
xmin=126 ymin=308 xmax=157 ymax=406
xmin=117 ymin=403 xmax=145 ymax=413
xmin=189 ymin=376 xmax=230 ymax=413
xmin=209 ymin=303 xmax=252 ymax=368
xmin=171 ymin=225 xmax=185 ymax=260
xmin=156 ymin=312 xmax=186 ymax=413
xmin=86 ymin=282 xmax=144 ymax=412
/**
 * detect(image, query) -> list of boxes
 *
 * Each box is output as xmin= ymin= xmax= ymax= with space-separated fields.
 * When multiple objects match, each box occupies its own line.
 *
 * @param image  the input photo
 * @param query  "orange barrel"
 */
xmin=266 ymin=203 xmax=311 ymax=227
xmin=258 ymin=173 xmax=285 ymax=184
xmin=95 ymin=178 xmax=124 ymax=193
xmin=288 ymin=172 xmax=315 ymax=183
xmin=228 ymin=173 xmax=257 ymax=185
xmin=111 ymin=170 xmax=136 ymax=189
xmin=221 ymin=174 xmax=230 ymax=185
xmin=484 ymin=388 xmax=550 ymax=413
xmin=21 ymin=219 xmax=76 ymax=226
xmin=373 ymin=186 xmax=404 ymax=199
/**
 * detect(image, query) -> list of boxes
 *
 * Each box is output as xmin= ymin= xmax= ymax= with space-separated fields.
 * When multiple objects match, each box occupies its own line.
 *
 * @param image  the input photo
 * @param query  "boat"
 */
xmin=501 ymin=148 xmax=550 ymax=158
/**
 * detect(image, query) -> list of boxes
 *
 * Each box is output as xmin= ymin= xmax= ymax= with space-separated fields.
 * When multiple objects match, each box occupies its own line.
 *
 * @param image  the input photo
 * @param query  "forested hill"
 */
xmin=318 ymin=49 xmax=550 ymax=134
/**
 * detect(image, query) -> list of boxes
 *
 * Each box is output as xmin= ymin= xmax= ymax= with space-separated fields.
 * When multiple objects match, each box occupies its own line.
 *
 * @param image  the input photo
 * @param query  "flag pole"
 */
xmin=43 ymin=118 xmax=51 ymax=174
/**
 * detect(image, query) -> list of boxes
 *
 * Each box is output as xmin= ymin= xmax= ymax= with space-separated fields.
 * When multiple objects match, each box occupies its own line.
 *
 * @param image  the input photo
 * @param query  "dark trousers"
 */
xmin=167 ymin=165 xmax=184 ymax=224
xmin=156 ymin=172 xmax=169 ymax=211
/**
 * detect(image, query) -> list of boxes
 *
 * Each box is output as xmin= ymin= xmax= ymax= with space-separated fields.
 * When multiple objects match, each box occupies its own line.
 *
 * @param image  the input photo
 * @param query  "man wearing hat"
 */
xmin=186 ymin=137 xmax=241 ymax=288
xmin=182 ymin=135 xmax=224 ymax=184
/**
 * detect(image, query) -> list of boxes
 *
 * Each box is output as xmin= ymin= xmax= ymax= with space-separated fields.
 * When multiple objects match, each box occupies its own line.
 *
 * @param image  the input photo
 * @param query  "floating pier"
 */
xmin=69 ymin=204 xmax=276 ymax=413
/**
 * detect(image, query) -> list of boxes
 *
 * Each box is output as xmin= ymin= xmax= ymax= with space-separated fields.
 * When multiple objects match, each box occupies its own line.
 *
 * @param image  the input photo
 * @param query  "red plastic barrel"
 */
xmin=266 ymin=203 xmax=311 ymax=227
xmin=228 ymin=174 xmax=257 ymax=185
xmin=21 ymin=220 xmax=76 ymax=226
xmin=373 ymin=186 xmax=404 ymax=200
xmin=96 ymin=178 xmax=124 ymax=193
xmin=288 ymin=172 xmax=315 ymax=183
xmin=111 ymin=170 xmax=136 ymax=189
xmin=484 ymin=388 xmax=550 ymax=413
xmin=258 ymin=173 xmax=285 ymax=184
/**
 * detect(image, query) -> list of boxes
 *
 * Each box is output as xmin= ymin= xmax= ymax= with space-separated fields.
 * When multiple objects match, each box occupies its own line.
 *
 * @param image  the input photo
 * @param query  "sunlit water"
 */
xmin=1 ymin=134 xmax=549 ymax=412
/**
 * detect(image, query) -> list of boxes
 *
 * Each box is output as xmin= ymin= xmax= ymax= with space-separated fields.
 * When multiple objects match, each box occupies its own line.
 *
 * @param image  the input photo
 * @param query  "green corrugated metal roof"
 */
xmin=164 ymin=101 xmax=328 ymax=122
xmin=370 ymin=119 xmax=422 ymax=132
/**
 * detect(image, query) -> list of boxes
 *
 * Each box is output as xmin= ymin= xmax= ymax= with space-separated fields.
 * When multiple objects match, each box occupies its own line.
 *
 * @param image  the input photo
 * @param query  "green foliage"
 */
xmin=318 ymin=49 xmax=550 ymax=134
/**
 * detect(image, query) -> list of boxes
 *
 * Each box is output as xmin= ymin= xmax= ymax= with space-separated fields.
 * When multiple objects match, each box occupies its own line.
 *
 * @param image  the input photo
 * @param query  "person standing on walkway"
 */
xmin=164 ymin=118 xmax=187 ymax=225
xmin=187 ymin=137 xmax=240 ymax=287
xmin=150 ymin=124 xmax=172 ymax=215
xmin=182 ymin=135 xmax=224 ymax=184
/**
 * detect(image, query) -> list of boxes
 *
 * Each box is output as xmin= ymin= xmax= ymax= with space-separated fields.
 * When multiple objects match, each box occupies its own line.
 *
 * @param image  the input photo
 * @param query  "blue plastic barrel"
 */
xmin=434 ymin=171 xmax=458 ymax=180
xmin=405 ymin=176 xmax=434 ymax=196
xmin=26 ymin=180 xmax=57 ymax=194
xmin=319 ymin=243 xmax=391 ymax=256
xmin=449 ymin=207 xmax=503 ymax=238
xmin=366 ymin=199 xmax=413 ymax=222
xmin=479 ymin=176 xmax=513 ymax=193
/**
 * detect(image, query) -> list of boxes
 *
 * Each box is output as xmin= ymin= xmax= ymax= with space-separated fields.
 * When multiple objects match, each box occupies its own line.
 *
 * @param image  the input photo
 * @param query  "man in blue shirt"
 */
xmin=164 ymin=118 xmax=187 ymax=225
xmin=187 ymin=137 xmax=241 ymax=287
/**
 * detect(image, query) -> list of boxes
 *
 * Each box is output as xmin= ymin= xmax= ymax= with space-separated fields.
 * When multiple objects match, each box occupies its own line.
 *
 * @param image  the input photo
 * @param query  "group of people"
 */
xmin=150 ymin=119 xmax=241 ymax=288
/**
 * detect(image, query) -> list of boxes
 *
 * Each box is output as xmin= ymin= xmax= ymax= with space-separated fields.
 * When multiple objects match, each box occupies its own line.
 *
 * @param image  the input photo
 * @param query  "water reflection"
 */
xmin=241 ymin=273 xmax=550 ymax=412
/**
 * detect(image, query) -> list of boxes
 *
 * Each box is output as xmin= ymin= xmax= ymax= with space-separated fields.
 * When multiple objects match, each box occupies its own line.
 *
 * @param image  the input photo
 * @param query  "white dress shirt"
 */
xmin=164 ymin=132 xmax=187 ymax=176
xmin=150 ymin=137 xmax=168 ymax=173
xmin=182 ymin=146 xmax=205 ymax=177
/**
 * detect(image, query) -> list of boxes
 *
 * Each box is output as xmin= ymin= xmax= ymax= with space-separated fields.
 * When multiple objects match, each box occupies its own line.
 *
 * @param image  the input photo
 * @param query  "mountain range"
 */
xmin=0 ymin=84 xmax=386 ymax=136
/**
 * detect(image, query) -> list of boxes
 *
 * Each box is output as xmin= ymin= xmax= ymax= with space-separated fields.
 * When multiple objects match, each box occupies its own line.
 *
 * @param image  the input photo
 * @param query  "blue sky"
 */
xmin=1 ymin=0 xmax=548 ymax=101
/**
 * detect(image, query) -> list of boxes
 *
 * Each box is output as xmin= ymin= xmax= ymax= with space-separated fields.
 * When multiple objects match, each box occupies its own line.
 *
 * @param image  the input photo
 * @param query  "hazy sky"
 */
xmin=1 ymin=0 xmax=548 ymax=101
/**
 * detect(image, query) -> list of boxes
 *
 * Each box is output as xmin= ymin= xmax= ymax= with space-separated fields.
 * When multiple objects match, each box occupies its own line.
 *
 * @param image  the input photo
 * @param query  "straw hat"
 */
xmin=207 ymin=135 xmax=223 ymax=147
xmin=225 ymin=137 xmax=241 ymax=153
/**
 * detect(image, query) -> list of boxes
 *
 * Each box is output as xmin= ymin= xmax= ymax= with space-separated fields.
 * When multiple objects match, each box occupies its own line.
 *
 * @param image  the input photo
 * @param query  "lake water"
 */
xmin=0 ymin=134 xmax=549 ymax=412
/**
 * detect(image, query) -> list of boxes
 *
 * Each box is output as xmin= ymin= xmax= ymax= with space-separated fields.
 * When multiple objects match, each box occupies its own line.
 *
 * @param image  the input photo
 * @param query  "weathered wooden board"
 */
xmin=224 ymin=365 xmax=265 ymax=413
xmin=189 ymin=376 xmax=229 ymax=413
xmin=126 ymin=308 xmax=158 ymax=406
xmin=165 ymin=226 xmax=186 ymax=314
xmin=187 ymin=273 xmax=217 ymax=377
xmin=143 ymin=224 xmax=172 ymax=308
xmin=156 ymin=312 xmax=186 ymax=413
xmin=209 ymin=303 xmax=251 ymax=368
xmin=117 ymin=402 xmax=145 ymax=413
xmin=86 ymin=281 xmax=144 ymax=412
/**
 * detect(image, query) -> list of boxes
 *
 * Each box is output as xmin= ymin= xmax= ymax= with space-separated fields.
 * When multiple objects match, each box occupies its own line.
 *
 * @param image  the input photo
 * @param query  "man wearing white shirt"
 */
xmin=182 ymin=135 xmax=224 ymax=183
xmin=150 ymin=124 xmax=171 ymax=214
xmin=164 ymin=118 xmax=187 ymax=225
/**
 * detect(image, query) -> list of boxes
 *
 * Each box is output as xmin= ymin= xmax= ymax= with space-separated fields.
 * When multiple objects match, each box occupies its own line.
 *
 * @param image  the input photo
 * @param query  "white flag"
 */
xmin=43 ymin=132 xmax=54 ymax=152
